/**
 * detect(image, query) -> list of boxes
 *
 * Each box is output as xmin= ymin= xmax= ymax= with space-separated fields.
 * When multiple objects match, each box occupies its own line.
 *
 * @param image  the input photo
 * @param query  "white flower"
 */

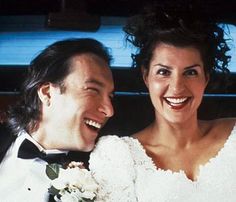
xmin=59 ymin=190 xmax=84 ymax=202
xmin=46 ymin=163 xmax=99 ymax=202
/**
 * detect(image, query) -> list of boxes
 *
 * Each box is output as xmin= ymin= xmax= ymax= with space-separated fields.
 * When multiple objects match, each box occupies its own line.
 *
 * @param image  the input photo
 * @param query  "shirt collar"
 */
xmin=18 ymin=131 xmax=68 ymax=155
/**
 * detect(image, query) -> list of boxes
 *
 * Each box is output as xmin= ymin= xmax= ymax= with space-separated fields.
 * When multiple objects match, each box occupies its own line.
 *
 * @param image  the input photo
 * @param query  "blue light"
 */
xmin=0 ymin=16 xmax=133 ymax=68
xmin=0 ymin=16 xmax=235 ymax=72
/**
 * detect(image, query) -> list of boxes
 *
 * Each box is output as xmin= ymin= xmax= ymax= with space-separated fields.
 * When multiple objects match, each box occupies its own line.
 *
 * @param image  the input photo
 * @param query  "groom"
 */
xmin=0 ymin=38 xmax=114 ymax=201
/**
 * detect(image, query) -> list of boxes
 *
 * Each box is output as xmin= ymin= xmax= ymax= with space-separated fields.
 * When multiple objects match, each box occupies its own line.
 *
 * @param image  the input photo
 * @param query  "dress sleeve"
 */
xmin=89 ymin=135 xmax=137 ymax=202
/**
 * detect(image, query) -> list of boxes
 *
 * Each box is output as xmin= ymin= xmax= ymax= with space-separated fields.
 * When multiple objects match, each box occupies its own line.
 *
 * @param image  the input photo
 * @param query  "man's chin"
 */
xmin=75 ymin=139 xmax=96 ymax=152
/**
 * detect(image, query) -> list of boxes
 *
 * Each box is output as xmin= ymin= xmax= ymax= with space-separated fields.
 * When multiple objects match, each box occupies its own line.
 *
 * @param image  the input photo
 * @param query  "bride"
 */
xmin=89 ymin=5 xmax=236 ymax=202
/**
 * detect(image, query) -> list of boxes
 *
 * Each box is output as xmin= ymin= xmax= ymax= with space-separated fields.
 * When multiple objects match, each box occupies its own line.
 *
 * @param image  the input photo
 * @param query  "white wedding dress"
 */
xmin=89 ymin=124 xmax=236 ymax=202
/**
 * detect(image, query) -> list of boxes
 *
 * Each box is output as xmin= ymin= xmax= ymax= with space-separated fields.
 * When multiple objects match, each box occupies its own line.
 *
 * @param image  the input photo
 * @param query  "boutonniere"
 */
xmin=46 ymin=162 xmax=99 ymax=202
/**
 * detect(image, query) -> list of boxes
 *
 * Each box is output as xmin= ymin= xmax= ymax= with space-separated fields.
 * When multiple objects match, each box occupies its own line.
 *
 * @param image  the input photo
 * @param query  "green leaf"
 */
xmin=46 ymin=163 xmax=61 ymax=180
xmin=80 ymin=197 xmax=96 ymax=202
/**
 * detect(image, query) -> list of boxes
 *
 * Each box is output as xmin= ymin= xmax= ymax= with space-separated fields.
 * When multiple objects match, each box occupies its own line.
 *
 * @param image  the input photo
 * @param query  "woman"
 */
xmin=89 ymin=7 xmax=236 ymax=202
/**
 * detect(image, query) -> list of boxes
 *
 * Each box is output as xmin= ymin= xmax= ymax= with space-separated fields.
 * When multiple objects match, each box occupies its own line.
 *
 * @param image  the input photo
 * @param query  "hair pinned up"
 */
xmin=124 ymin=4 xmax=231 ymax=76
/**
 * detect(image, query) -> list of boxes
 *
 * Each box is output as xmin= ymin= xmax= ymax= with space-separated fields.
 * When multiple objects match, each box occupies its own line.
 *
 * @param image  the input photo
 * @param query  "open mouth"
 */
xmin=84 ymin=119 xmax=102 ymax=131
xmin=164 ymin=97 xmax=190 ymax=109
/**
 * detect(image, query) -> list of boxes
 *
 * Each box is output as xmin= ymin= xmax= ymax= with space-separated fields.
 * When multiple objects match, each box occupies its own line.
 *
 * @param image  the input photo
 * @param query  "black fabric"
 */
xmin=67 ymin=150 xmax=90 ymax=169
xmin=48 ymin=195 xmax=55 ymax=202
xmin=18 ymin=139 xmax=68 ymax=164
xmin=0 ymin=123 xmax=16 ymax=163
xmin=18 ymin=138 xmax=91 ymax=167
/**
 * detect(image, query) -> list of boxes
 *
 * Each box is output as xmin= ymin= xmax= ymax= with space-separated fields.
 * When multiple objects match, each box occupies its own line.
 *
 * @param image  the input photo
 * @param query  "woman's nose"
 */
xmin=169 ymin=75 xmax=185 ymax=94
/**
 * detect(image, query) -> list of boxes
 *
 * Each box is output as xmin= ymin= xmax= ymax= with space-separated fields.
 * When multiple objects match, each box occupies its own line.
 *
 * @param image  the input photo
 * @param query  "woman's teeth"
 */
xmin=165 ymin=97 xmax=188 ymax=106
xmin=85 ymin=119 xmax=101 ymax=129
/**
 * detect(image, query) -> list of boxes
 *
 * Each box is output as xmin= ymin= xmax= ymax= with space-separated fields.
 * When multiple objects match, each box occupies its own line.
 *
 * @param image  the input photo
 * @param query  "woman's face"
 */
xmin=143 ymin=43 xmax=208 ymax=124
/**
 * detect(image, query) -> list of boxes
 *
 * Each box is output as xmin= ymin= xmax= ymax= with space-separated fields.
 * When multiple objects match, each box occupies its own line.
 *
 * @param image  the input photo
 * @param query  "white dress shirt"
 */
xmin=0 ymin=131 xmax=67 ymax=202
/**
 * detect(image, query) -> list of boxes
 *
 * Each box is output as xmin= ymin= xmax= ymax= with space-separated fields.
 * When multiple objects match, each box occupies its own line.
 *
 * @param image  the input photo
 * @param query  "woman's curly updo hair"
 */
xmin=123 ymin=5 xmax=231 ymax=77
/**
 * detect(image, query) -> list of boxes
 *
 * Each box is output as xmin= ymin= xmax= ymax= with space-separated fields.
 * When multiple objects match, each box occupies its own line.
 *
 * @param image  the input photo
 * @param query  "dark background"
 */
xmin=0 ymin=0 xmax=236 ymax=21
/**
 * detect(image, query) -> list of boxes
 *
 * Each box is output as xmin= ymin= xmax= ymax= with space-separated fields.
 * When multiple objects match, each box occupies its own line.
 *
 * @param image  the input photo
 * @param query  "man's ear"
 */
xmin=37 ymin=83 xmax=51 ymax=106
xmin=141 ymin=67 xmax=149 ymax=88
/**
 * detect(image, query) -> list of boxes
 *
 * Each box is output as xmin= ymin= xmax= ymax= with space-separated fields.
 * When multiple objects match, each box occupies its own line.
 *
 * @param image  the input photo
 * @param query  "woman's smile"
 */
xmin=164 ymin=97 xmax=191 ymax=110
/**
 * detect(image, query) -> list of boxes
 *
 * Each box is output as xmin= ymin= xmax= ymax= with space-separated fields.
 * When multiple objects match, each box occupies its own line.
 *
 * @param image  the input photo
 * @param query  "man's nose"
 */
xmin=98 ymin=98 xmax=114 ymax=118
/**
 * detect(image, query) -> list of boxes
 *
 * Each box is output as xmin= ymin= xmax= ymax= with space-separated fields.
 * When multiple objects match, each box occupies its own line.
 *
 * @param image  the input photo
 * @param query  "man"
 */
xmin=0 ymin=38 xmax=114 ymax=201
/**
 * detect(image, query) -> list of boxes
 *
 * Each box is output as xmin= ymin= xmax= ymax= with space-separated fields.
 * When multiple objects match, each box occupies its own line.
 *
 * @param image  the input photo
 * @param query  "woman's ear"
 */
xmin=37 ymin=83 xmax=51 ymax=106
xmin=141 ymin=67 xmax=149 ymax=88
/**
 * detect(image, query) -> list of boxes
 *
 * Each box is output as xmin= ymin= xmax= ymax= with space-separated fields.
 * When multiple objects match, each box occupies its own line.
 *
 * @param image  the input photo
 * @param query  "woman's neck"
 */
xmin=143 ymin=117 xmax=207 ymax=150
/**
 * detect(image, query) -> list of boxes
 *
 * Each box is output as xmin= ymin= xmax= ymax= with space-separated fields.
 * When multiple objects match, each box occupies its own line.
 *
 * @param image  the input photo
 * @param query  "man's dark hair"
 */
xmin=8 ymin=38 xmax=112 ymax=134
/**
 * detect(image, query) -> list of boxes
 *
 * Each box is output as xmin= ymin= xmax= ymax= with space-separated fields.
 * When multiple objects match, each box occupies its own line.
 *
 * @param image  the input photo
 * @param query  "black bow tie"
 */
xmin=18 ymin=138 xmax=91 ymax=168
xmin=17 ymin=139 xmax=68 ymax=164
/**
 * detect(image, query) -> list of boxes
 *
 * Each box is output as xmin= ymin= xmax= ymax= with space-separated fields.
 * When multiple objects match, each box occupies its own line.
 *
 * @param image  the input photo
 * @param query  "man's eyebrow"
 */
xmin=85 ymin=79 xmax=104 ymax=87
xmin=85 ymin=79 xmax=115 ymax=94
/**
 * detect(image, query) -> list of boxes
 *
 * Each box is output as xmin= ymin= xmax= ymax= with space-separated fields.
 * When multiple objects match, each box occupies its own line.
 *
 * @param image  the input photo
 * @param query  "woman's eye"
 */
xmin=156 ymin=68 xmax=170 ymax=76
xmin=184 ymin=69 xmax=198 ymax=76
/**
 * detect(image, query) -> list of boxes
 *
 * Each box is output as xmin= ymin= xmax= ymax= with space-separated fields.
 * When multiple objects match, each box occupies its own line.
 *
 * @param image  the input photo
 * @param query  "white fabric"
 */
xmin=89 ymin=124 xmax=236 ymax=202
xmin=0 ymin=131 xmax=67 ymax=202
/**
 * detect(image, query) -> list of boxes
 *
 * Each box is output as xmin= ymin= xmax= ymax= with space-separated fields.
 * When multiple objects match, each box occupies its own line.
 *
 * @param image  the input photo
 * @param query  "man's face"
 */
xmin=42 ymin=53 xmax=114 ymax=151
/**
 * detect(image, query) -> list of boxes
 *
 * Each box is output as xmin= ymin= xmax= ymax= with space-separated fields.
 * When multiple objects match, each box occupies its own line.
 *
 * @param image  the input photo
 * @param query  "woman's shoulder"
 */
xmin=89 ymin=135 xmax=137 ymax=201
xmin=210 ymin=118 xmax=236 ymax=131
xmin=90 ymin=135 xmax=136 ymax=164
xmin=89 ymin=135 xmax=134 ymax=170
xmin=202 ymin=118 xmax=236 ymax=140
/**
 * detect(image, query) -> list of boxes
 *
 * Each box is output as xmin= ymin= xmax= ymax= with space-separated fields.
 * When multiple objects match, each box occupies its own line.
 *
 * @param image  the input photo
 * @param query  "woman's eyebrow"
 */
xmin=184 ymin=64 xmax=202 ymax=70
xmin=153 ymin=63 xmax=201 ymax=70
xmin=153 ymin=63 xmax=172 ymax=69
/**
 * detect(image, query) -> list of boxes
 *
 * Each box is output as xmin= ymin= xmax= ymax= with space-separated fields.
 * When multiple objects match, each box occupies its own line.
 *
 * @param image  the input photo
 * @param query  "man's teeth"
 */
xmin=85 ymin=119 xmax=101 ymax=129
xmin=165 ymin=97 xmax=188 ymax=104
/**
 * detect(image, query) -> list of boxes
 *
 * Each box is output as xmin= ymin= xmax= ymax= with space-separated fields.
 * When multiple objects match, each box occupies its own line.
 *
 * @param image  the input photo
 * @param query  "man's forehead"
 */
xmin=71 ymin=53 xmax=107 ymax=66
xmin=67 ymin=55 xmax=113 ymax=89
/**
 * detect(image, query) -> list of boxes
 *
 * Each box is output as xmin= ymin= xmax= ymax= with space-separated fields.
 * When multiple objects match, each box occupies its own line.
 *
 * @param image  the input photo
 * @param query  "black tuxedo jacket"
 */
xmin=0 ymin=123 xmax=16 ymax=163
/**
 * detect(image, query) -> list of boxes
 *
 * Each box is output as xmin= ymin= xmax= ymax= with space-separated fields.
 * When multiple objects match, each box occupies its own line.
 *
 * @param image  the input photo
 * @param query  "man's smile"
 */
xmin=85 ymin=118 xmax=102 ymax=131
